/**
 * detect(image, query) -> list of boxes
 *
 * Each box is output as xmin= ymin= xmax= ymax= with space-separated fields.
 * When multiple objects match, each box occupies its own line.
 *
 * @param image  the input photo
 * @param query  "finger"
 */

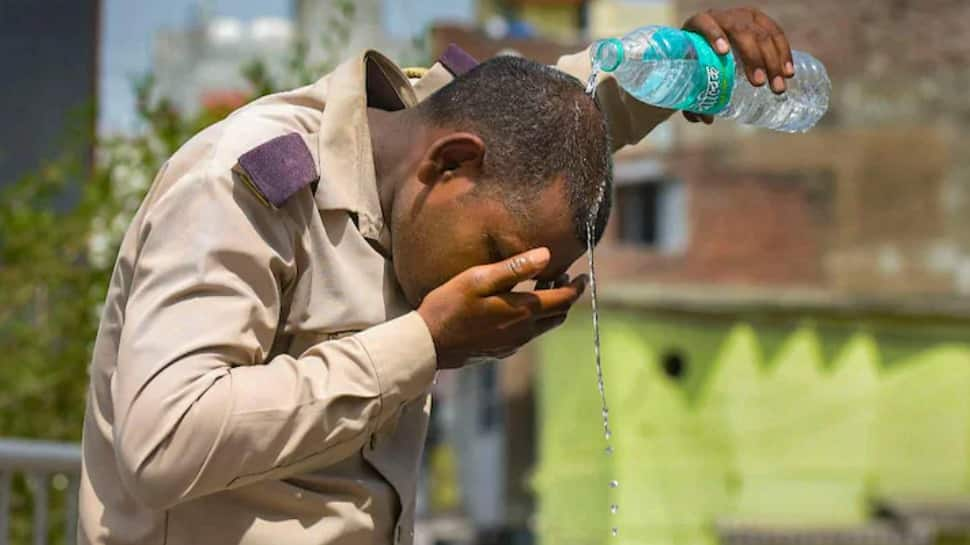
xmin=470 ymin=247 xmax=551 ymax=295
xmin=531 ymin=275 xmax=587 ymax=317
xmin=493 ymin=292 xmax=544 ymax=320
xmin=534 ymin=313 xmax=568 ymax=336
xmin=728 ymin=28 xmax=768 ymax=87
xmin=573 ymin=273 xmax=589 ymax=292
xmin=495 ymin=277 xmax=585 ymax=320
xmin=755 ymin=11 xmax=794 ymax=77
xmin=498 ymin=311 xmax=568 ymax=351
xmin=753 ymin=26 xmax=786 ymax=94
xmin=684 ymin=111 xmax=715 ymax=125
xmin=535 ymin=274 xmax=569 ymax=291
xmin=682 ymin=10 xmax=730 ymax=55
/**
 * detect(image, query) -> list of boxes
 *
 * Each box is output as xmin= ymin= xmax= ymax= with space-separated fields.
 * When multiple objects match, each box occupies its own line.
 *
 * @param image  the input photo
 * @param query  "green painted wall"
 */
xmin=534 ymin=309 xmax=970 ymax=545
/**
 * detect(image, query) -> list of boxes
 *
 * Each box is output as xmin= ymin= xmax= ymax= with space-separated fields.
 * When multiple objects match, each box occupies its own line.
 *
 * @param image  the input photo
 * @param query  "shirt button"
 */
xmin=294 ymin=491 xmax=303 ymax=500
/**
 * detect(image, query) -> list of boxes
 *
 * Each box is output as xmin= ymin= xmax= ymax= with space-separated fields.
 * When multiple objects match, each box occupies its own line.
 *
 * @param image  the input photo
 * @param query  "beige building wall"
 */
xmin=588 ymin=0 xmax=675 ymax=39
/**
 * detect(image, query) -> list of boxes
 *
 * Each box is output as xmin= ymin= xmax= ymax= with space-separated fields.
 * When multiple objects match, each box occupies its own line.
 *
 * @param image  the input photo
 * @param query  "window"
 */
xmin=616 ymin=178 xmax=687 ymax=252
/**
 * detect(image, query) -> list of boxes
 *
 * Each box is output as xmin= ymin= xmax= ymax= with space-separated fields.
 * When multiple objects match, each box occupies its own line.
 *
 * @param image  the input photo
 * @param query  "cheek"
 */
xmin=390 ymin=215 xmax=444 ymax=305
xmin=392 ymin=223 xmax=435 ymax=306
xmin=391 ymin=178 xmax=499 ymax=304
xmin=396 ymin=210 xmax=490 ymax=301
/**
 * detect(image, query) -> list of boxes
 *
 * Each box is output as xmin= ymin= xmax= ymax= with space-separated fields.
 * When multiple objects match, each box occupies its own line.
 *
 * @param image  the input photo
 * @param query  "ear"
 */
xmin=416 ymin=132 xmax=485 ymax=186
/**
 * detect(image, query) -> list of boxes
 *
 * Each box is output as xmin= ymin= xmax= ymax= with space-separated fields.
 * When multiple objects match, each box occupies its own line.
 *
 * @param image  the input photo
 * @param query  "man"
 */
xmin=79 ymin=7 xmax=796 ymax=544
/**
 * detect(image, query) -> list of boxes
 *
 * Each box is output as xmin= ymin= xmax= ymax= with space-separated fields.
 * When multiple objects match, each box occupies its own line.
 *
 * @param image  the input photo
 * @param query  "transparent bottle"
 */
xmin=591 ymin=26 xmax=831 ymax=133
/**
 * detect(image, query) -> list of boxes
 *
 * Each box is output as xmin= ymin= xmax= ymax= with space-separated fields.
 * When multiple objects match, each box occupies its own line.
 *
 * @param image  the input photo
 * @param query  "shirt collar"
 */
xmin=308 ymin=50 xmax=417 ymax=251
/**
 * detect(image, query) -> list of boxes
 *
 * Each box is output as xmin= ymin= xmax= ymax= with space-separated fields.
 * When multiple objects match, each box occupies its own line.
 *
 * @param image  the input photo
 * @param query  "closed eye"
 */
xmin=486 ymin=233 xmax=503 ymax=263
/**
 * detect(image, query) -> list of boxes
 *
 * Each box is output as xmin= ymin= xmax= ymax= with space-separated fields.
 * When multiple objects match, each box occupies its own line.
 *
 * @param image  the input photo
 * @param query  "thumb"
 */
xmin=470 ymin=247 xmax=551 ymax=295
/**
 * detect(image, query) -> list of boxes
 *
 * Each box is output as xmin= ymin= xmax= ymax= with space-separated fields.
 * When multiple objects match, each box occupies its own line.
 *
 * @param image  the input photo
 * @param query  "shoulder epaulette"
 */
xmin=438 ymin=44 xmax=479 ymax=77
xmin=403 ymin=44 xmax=479 ymax=81
xmin=233 ymin=132 xmax=318 ymax=209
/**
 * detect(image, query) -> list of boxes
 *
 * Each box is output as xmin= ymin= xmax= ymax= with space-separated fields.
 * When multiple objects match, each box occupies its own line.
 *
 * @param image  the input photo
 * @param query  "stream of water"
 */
xmin=586 ymin=217 xmax=618 ymax=538
xmin=584 ymin=63 xmax=619 ymax=538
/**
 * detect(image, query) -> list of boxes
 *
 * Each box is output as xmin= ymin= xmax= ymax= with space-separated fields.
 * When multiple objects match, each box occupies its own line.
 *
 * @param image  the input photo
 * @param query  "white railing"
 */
xmin=0 ymin=438 xmax=81 ymax=545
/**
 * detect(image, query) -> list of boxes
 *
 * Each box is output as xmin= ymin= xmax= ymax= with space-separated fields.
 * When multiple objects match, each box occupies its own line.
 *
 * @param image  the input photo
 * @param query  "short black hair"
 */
xmin=417 ymin=55 xmax=613 ymax=245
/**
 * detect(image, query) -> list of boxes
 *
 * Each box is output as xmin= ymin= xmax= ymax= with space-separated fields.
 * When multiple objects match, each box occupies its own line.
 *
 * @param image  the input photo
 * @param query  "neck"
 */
xmin=367 ymin=107 xmax=428 ymax=223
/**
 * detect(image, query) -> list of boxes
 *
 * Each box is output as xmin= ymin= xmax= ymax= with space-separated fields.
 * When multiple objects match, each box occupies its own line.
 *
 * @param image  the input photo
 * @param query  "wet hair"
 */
xmin=416 ymin=55 xmax=613 ymax=245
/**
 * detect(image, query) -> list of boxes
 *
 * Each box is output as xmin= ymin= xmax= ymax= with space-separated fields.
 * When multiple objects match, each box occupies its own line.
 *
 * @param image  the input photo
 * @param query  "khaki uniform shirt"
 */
xmin=79 ymin=48 xmax=669 ymax=545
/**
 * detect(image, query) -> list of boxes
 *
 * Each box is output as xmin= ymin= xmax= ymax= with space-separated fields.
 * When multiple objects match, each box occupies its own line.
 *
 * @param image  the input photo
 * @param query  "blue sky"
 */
xmin=100 ymin=0 xmax=475 ymax=133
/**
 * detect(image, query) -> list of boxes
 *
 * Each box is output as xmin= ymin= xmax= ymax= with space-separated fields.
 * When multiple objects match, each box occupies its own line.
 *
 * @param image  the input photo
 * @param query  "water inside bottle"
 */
xmin=621 ymin=59 xmax=698 ymax=108
xmin=589 ymin=57 xmax=697 ymax=110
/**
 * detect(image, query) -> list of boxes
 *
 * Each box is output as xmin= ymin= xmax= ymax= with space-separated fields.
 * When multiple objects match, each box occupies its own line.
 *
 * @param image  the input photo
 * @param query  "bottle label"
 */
xmin=682 ymin=31 xmax=736 ymax=115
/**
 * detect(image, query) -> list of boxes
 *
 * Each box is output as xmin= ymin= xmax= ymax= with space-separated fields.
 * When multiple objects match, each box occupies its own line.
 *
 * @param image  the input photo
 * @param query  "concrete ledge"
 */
xmin=877 ymin=497 xmax=970 ymax=535
xmin=596 ymin=283 xmax=970 ymax=322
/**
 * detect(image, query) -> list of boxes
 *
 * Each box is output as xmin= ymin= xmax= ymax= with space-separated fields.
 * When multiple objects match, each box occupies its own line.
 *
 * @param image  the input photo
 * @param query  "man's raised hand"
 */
xmin=681 ymin=6 xmax=795 ymax=125
xmin=417 ymin=248 xmax=587 ymax=369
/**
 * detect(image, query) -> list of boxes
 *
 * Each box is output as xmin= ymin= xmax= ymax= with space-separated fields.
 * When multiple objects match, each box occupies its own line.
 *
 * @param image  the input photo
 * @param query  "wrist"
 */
xmin=417 ymin=305 xmax=449 ymax=369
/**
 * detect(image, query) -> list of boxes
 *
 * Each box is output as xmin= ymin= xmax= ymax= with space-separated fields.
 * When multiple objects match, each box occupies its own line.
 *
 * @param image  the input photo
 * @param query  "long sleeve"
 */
xmin=555 ymin=46 xmax=675 ymax=151
xmin=111 ymin=166 xmax=437 ymax=510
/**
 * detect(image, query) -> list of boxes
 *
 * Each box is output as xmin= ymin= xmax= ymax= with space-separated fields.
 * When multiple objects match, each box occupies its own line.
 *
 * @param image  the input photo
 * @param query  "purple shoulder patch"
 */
xmin=438 ymin=44 xmax=479 ymax=77
xmin=236 ymin=133 xmax=318 ymax=208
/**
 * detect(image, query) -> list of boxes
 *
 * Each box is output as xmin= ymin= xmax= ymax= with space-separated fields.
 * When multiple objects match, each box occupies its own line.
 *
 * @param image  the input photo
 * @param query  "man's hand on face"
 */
xmin=417 ymin=247 xmax=588 ymax=370
xmin=680 ymin=6 xmax=795 ymax=125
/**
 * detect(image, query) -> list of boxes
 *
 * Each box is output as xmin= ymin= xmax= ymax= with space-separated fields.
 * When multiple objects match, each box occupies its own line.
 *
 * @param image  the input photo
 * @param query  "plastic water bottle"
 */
xmin=591 ymin=26 xmax=830 ymax=133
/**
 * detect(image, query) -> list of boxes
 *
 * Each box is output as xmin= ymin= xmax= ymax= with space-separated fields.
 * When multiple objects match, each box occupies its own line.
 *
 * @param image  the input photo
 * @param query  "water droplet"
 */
xmin=610 ymin=504 xmax=619 ymax=514
xmin=586 ymin=67 xmax=600 ymax=95
xmin=602 ymin=408 xmax=609 ymax=417
xmin=609 ymin=480 xmax=619 ymax=488
xmin=611 ymin=527 xmax=619 ymax=537
xmin=605 ymin=445 xmax=614 ymax=455
xmin=604 ymin=431 xmax=612 ymax=440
